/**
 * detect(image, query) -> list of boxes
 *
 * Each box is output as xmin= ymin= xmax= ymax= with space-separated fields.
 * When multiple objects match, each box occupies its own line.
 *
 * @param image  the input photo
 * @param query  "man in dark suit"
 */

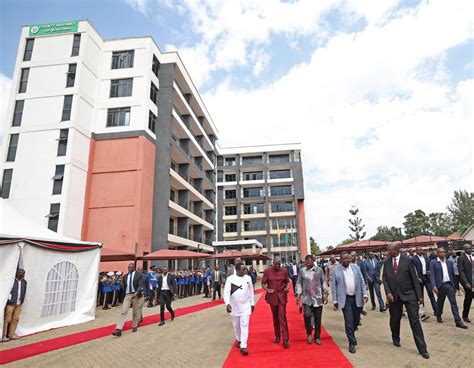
xmin=458 ymin=243 xmax=473 ymax=323
xmin=2 ymin=269 xmax=27 ymax=341
xmin=430 ymin=247 xmax=467 ymax=329
xmin=288 ymin=259 xmax=299 ymax=294
xmin=382 ymin=243 xmax=429 ymax=359
xmin=212 ymin=266 xmax=223 ymax=300
xmin=364 ymin=252 xmax=386 ymax=312
xmin=158 ymin=266 xmax=177 ymax=326
xmin=262 ymin=255 xmax=291 ymax=348
xmin=112 ymin=263 xmax=144 ymax=337
xmin=411 ymin=246 xmax=437 ymax=317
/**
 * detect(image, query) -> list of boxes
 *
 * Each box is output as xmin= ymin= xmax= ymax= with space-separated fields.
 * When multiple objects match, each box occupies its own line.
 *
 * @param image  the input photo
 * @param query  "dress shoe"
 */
xmin=240 ymin=348 xmax=248 ymax=356
xmin=371 ymin=306 xmax=376 ymax=311
xmin=283 ymin=340 xmax=290 ymax=349
xmin=171 ymin=312 xmax=175 ymax=321
xmin=2 ymin=337 xmax=10 ymax=342
xmin=463 ymin=317 xmax=471 ymax=323
xmin=236 ymin=341 xmax=241 ymax=349
xmin=314 ymin=338 xmax=321 ymax=345
xmin=436 ymin=316 xmax=443 ymax=323
xmin=349 ymin=344 xmax=356 ymax=353
xmin=421 ymin=352 xmax=430 ymax=359
xmin=274 ymin=337 xmax=280 ymax=344
xmin=132 ymin=327 xmax=137 ymax=333
xmin=393 ymin=341 xmax=401 ymax=347
xmin=361 ymin=310 xmax=367 ymax=316
xmin=307 ymin=334 xmax=312 ymax=344
xmin=158 ymin=321 xmax=165 ymax=326
xmin=380 ymin=307 xmax=386 ymax=312
xmin=112 ymin=329 xmax=122 ymax=337
xmin=455 ymin=321 xmax=468 ymax=329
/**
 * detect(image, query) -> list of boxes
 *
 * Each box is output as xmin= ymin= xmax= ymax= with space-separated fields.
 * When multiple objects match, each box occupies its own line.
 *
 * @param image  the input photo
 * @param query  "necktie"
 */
xmin=393 ymin=258 xmax=398 ymax=274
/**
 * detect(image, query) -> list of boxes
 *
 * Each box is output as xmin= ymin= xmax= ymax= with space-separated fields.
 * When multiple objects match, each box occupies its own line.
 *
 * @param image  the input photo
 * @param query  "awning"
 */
xmin=212 ymin=251 xmax=270 ymax=261
xmin=100 ymin=248 xmax=135 ymax=262
xmin=137 ymin=249 xmax=210 ymax=260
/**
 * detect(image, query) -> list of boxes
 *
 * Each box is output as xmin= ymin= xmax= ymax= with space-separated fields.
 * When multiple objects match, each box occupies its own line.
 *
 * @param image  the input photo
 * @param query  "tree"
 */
xmin=326 ymin=245 xmax=334 ymax=251
xmin=310 ymin=237 xmax=320 ymax=255
xmin=447 ymin=190 xmax=474 ymax=234
xmin=340 ymin=238 xmax=355 ymax=245
xmin=370 ymin=226 xmax=402 ymax=242
xmin=428 ymin=212 xmax=453 ymax=237
xmin=348 ymin=206 xmax=366 ymax=241
xmin=403 ymin=209 xmax=430 ymax=238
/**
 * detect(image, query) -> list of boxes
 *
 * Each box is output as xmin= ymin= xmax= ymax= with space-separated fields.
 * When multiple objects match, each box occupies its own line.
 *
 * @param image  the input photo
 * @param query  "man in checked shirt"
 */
xmin=296 ymin=254 xmax=329 ymax=345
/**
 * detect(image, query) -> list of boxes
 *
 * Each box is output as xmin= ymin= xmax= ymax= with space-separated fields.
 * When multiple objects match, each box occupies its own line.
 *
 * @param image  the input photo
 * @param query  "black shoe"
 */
xmin=421 ymin=352 xmax=430 ymax=359
xmin=361 ymin=310 xmax=367 ymax=316
xmin=307 ymin=335 xmax=312 ymax=344
xmin=158 ymin=321 xmax=165 ymax=326
xmin=112 ymin=329 xmax=122 ymax=337
xmin=463 ymin=317 xmax=471 ymax=323
xmin=171 ymin=313 xmax=175 ymax=321
xmin=283 ymin=340 xmax=289 ymax=349
xmin=393 ymin=341 xmax=401 ymax=347
xmin=240 ymin=348 xmax=248 ymax=355
xmin=274 ymin=337 xmax=280 ymax=344
xmin=349 ymin=344 xmax=356 ymax=353
xmin=380 ymin=307 xmax=386 ymax=312
xmin=437 ymin=316 xmax=443 ymax=323
xmin=455 ymin=321 xmax=468 ymax=329
xmin=132 ymin=327 xmax=137 ymax=333
xmin=371 ymin=306 xmax=376 ymax=310
xmin=236 ymin=341 xmax=241 ymax=349
xmin=314 ymin=338 xmax=321 ymax=345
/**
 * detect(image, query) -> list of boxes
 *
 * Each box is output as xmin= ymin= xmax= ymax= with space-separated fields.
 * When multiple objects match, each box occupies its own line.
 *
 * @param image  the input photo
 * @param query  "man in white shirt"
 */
xmin=224 ymin=263 xmax=255 ymax=356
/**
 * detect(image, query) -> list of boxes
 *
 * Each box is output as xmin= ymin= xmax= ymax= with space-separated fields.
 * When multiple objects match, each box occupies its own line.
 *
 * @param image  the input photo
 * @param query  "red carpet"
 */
xmin=0 ymin=293 xmax=261 ymax=365
xmin=223 ymin=291 xmax=352 ymax=368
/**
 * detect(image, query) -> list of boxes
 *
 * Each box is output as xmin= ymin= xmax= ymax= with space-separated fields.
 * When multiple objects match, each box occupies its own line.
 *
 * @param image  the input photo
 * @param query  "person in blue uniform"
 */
xmin=102 ymin=272 xmax=114 ymax=310
xmin=196 ymin=272 xmax=202 ymax=294
xmin=112 ymin=272 xmax=122 ymax=306
xmin=147 ymin=266 xmax=158 ymax=307
xmin=189 ymin=273 xmax=196 ymax=296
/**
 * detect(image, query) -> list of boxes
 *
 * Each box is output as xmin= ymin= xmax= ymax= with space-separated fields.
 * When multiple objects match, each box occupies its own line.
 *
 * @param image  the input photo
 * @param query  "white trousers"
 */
xmin=231 ymin=314 xmax=250 ymax=348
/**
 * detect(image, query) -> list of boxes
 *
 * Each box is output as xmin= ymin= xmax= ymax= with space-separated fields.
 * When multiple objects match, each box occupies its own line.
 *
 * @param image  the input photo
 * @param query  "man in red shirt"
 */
xmin=261 ymin=255 xmax=291 ymax=348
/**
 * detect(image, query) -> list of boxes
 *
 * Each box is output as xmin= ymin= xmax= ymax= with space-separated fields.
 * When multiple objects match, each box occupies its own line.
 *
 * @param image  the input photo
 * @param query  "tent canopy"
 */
xmin=101 ymin=248 xmax=135 ymax=262
xmin=391 ymin=235 xmax=460 ymax=246
xmin=137 ymin=249 xmax=210 ymax=260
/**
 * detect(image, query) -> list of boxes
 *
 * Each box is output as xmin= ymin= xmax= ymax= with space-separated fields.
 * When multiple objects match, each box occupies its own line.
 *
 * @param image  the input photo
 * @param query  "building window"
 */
xmin=270 ymin=185 xmax=292 ymax=196
xmin=1 ymin=169 xmax=13 ymax=199
xmin=41 ymin=261 xmax=78 ymax=317
xmin=19 ymin=68 xmax=29 ymax=93
xmin=225 ymin=222 xmax=237 ymax=233
xmin=152 ymin=55 xmax=160 ymax=77
xmin=106 ymin=107 xmax=131 ymax=127
xmin=110 ymin=78 xmax=133 ymax=98
xmin=224 ymin=173 xmax=236 ymax=182
xmin=71 ymin=34 xmax=81 ymax=56
xmin=23 ymin=38 xmax=34 ymax=61
xmin=150 ymin=82 xmax=158 ymax=105
xmin=225 ymin=206 xmax=237 ymax=216
xmin=47 ymin=203 xmax=61 ymax=232
xmin=243 ymin=219 xmax=266 ymax=231
xmin=243 ymin=203 xmax=265 ymax=214
xmin=61 ymin=95 xmax=73 ymax=121
xmin=269 ymin=154 xmax=290 ymax=164
xmin=270 ymin=169 xmax=291 ymax=179
xmin=111 ymin=50 xmax=134 ymax=69
xmin=57 ymin=129 xmax=69 ymax=156
xmin=52 ymin=165 xmax=65 ymax=195
xmin=66 ymin=64 xmax=77 ymax=87
xmin=243 ymin=187 xmax=263 ymax=198
xmin=225 ymin=157 xmax=236 ymax=166
xmin=271 ymin=201 xmax=294 ymax=212
xmin=242 ymin=156 xmax=262 ymax=166
xmin=272 ymin=218 xmax=296 ymax=230
xmin=243 ymin=171 xmax=263 ymax=181
xmin=148 ymin=110 xmax=157 ymax=133
xmin=225 ymin=189 xmax=236 ymax=199
xmin=12 ymin=100 xmax=24 ymax=127
xmin=6 ymin=134 xmax=19 ymax=162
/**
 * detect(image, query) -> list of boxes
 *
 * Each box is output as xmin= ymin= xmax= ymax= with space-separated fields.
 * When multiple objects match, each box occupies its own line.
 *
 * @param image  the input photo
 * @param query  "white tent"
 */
xmin=0 ymin=200 xmax=101 ymax=336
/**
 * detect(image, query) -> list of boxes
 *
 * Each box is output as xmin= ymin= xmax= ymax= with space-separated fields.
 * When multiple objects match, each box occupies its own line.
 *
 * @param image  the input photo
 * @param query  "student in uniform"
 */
xmin=102 ymin=272 xmax=114 ymax=310
xmin=147 ymin=266 xmax=158 ymax=307
xmin=112 ymin=272 xmax=122 ymax=307
xmin=189 ymin=272 xmax=196 ymax=296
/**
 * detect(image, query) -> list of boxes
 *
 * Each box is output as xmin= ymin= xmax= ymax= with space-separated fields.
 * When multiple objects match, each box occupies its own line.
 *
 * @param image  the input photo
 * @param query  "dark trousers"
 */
xmin=342 ymin=296 xmax=361 ymax=346
xmin=204 ymin=284 xmax=209 ymax=297
xmin=270 ymin=303 xmax=289 ymax=341
xmin=213 ymin=282 xmax=221 ymax=300
xmin=112 ymin=290 xmax=120 ymax=306
xmin=303 ymin=304 xmax=322 ymax=338
xmin=102 ymin=292 xmax=111 ymax=309
xmin=462 ymin=287 xmax=472 ymax=319
xmin=437 ymin=282 xmax=461 ymax=322
xmin=368 ymin=279 xmax=385 ymax=309
xmin=148 ymin=288 xmax=155 ymax=307
xmin=389 ymin=298 xmax=427 ymax=354
xmin=159 ymin=290 xmax=174 ymax=321
xmin=420 ymin=275 xmax=437 ymax=314
xmin=291 ymin=276 xmax=298 ymax=294
xmin=196 ymin=283 xmax=202 ymax=294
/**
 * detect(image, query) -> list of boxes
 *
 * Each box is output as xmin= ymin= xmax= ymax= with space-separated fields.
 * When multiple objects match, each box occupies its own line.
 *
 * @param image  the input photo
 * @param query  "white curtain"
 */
xmin=16 ymin=244 xmax=100 ymax=336
xmin=0 ymin=242 xmax=21 ymax=335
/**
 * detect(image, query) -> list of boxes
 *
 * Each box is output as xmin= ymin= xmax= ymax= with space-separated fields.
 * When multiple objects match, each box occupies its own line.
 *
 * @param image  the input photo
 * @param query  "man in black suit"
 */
xmin=112 ymin=263 xmax=144 ymax=337
xmin=382 ymin=243 xmax=429 ymax=359
xmin=212 ymin=266 xmax=223 ymax=300
xmin=158 ymin=266 xmax=177 ymax=326
xmin=2 ymin=269 xmax=27 ymax=341
xmin=456 ymin=243 xmax=472 ymax=324
xmin=411 ymin=246 xmax=437 ymax=317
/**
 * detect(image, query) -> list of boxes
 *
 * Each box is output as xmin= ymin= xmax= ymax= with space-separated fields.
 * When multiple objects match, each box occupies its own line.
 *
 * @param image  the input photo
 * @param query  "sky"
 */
xmin=0 ymin=0 xmax=473 ymax=248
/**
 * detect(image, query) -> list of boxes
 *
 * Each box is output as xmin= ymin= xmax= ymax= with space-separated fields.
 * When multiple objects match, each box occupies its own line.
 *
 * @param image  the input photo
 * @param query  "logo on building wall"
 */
xmin=29 ymin=21 xmax=79 ymax=37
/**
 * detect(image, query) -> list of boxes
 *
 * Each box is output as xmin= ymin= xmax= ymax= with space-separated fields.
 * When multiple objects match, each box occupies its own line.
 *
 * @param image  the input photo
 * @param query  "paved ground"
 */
xmin=2 ymin=286 xmax=473 ymax=368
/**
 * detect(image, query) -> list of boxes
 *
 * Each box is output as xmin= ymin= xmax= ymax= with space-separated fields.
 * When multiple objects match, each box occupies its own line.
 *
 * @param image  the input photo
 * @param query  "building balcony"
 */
xmin=269 ymin=211 xmax=296 ymax=217
xmin=223 ymin=231 xmax=238 ymax=238
xmin=240 ymin=179 xmax=265 ymax=185
xmin=167 ymin=233 xmax=213 ymax=251
xmin=169 ymin=168 xmax=213 ymax=209
xmin=168 ymin=199 xmax=214 ymax=230
xmin=240 ymin=213 xmax=266 ymax=220
xmin=267 ymin=177 xmax=293 ymax=184
xmin=241 ymin=230 xmax=268 ymax=237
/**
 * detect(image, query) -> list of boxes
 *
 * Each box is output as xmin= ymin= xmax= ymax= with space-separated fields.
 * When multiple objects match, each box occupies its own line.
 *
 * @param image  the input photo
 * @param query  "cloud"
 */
xmin=0 ymin=73 xmax=12 ymax=143
xmin=123 ymin=0 xmax=150 ymax=16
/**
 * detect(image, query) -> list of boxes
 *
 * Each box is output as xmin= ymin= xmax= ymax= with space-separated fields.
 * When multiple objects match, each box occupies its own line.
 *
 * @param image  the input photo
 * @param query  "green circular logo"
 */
xmin=30 ymin=26 xmax=39 ymax=34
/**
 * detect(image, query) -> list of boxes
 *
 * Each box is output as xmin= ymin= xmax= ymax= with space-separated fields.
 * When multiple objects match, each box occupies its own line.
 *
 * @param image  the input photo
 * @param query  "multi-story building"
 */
xmin=0 ymin=20 xmax=218 ymax=269
xmin=216 ymin=144 xmax=308 ymax=262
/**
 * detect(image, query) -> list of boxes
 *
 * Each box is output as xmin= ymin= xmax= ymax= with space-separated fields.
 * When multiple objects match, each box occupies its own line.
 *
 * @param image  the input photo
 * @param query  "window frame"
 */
xmin=111 ymin=50 xmax=135 ymax=69
xmin=1 ymin=169 xmax=13 ymax=199
xmin=148 ymin=110 xmax=157 ymax=133
xmin=106 ymin=107 xmax=131 ymax=127
xmin=57 ymin=129 xmax=69 ymax=156
xmin=71 ymin=34 xmax=81 ymax=56
xmin=23 ymin=38 xmax=34 ymax=61
xmin=150 ymin=82 xmax=158 ymax=105
xmin=110 ymin=78 xmax=133 ymax=98
xmin=66 ymin=63 xmax=77 ymax=88
xmin=12 ymin=100 xmax=24 ymax=127
xmin=6 ymin=134 xmax=19 ymax=162
xmin=19 ymin=68 xmax=29 ymax=93
xmin=52 ymin=165 xmax=65 ymax=195
xmin=61 ymin=95 xmax=73 ymax=121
